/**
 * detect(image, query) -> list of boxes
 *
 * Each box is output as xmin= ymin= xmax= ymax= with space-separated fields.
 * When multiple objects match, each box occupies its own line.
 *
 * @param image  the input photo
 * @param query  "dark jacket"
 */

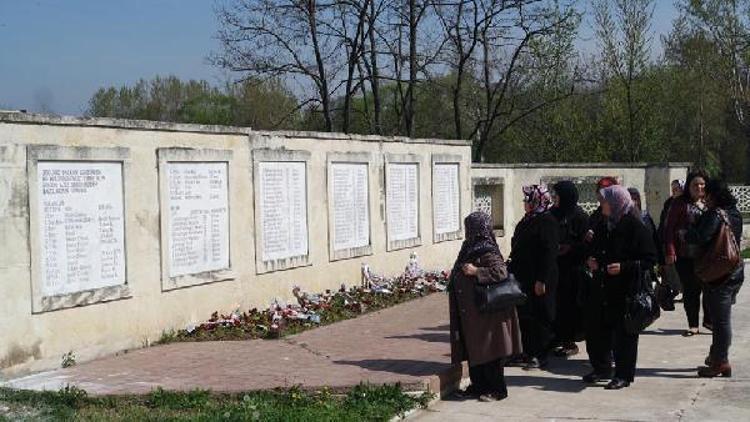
xmin=556 ymin=205 xmax=589 ymax=267
xmin=449 ymin=252 xmax=523 ymax=366
xmin=656 ymin=197 xmax=675 ymax=264
xmin=588 ymin=213 xmax=658 ymax=320
xmin=686 ymin=205 xmax=745 ymax=287
xmin=509 ymin=212 xmax=560 ymax=288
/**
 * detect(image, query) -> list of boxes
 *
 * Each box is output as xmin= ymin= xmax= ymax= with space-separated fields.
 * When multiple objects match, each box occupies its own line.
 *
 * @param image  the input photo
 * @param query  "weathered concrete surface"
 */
xmin=413 ymin=269 xmax=750 ymax=422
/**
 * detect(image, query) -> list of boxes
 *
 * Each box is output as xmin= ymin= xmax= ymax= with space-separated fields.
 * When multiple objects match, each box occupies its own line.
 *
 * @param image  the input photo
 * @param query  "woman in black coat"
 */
xmin=551 ymin=181 xmax=589 ymax=357
xmin=584 ymin=185 xmax=657 ymax=389
xmin=686 ymin=180 xmax=744 ymax=378
xmin=510 ymin=184 xmax=560 ymax=370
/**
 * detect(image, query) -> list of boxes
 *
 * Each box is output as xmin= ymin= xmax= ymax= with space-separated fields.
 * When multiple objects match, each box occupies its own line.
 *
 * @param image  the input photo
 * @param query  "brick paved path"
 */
xmin=6 ymin=294 xmax=457 ymax=395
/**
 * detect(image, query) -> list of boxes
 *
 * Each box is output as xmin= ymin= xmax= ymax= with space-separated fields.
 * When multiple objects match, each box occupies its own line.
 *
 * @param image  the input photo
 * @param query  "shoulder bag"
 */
xmin=695 ymin=209 xmax=741 ymax=285
xmin=624 ymin=263 xmax=660 ymax=335
xmin=474 ymin=273 xmax=527 ymax=314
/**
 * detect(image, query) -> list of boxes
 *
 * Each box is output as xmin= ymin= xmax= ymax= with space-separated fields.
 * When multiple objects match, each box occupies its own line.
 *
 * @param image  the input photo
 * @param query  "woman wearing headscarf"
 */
xmin=551 ymin=181 xmax=589 ymax=357
xmin=686 ymin=180 xmax=744 ymax=378
xmin=583 ymin=185 xmax=657 ymax=390
xmin=657 ymin=180 xmax=686 ymax=299
xmin=449 ymin=211 xmax=523 ymax=402
xmin=585 ymin=177 xmax=619 ymax=245
xmin=664 ymin=170 xmax=709 ymax=336
xmin=510 ymin=184 xmax=560 ymax=370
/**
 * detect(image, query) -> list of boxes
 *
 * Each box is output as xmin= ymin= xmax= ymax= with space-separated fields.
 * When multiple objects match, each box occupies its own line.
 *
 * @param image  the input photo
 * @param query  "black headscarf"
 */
xmin=448 ymin=212 xmax=501 ymax=290
xmin=551 ymin=180 xmax=579 ymax=219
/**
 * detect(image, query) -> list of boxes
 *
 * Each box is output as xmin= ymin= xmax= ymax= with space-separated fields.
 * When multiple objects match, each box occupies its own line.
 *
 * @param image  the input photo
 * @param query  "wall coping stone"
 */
xmin=472 ymin=162 xmax=692 ymax=169
xmin=0 ymin=112 xmax=471 ymax=146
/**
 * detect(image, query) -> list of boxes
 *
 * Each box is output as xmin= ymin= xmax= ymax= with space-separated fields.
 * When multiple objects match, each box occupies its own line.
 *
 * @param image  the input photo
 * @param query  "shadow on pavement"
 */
xmin=419 ymin=325 xmax=450 ymax=331
xmin=505 ymin=374 xmax=588 ymax=393
xmin=385 ymin=332 xmax=450 ymax=343
xmin=332 ymin=359 xmax=453 ymax=377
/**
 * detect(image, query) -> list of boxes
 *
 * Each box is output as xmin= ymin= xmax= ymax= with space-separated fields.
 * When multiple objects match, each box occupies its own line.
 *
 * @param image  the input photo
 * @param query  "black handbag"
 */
xmin=474 ymin=273 xmax=527 ymax=313
xmin=623 ymin=263 xmax=661 ymax=334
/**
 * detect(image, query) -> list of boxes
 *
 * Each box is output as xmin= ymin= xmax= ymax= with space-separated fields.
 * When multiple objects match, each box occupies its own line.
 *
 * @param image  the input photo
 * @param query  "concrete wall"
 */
xmin=470 ymin=163 xmax=689 ymax=252
xmin=0 ymin=113 xmax=471 ymax=378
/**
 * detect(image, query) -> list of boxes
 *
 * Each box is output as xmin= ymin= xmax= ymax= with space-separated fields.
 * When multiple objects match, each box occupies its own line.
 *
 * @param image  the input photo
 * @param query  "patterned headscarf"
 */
xmin=448 ymin=212 xmax=501 ymax=291
xmin=601 ymin=185 xmax=635 ymax=224
xmin=522 ymin=184 xmax=552 ymax=217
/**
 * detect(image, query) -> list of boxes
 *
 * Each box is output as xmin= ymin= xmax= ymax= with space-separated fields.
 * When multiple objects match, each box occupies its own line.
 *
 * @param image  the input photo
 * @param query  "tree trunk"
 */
xmin=308 ymin=0 xmax=332 ymax=131
xmin=368 ymin=0 xmax=382 ymax=134
xmin=406 ymin=0 xmax=417 ymax=137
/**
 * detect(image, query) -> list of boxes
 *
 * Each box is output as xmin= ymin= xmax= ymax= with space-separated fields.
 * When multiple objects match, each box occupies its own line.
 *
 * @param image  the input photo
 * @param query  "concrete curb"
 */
xmin=392 ymin=362 xmax=469 ymax=421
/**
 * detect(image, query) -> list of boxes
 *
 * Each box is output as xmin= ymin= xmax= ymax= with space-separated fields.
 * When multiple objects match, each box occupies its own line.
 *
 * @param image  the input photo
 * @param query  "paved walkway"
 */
xmin=414 ymin=273 xmax=750 ymax=422
xmin=5 ymin=293 xmax=456 ymax=395
xmin=6 ymin=271 xmax=750 ymax=421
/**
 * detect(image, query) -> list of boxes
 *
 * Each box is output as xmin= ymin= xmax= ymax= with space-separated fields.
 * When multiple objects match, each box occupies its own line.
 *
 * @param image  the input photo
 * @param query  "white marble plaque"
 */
xmin=258 ymin=161 xmax=309 ymax=261
xmin=37 ymin=161 xmax=126 ymax=296
xmin=331 ymin=163 xmax=369 ymax=250
xmin=433 ymin=163 xmax=460 ymax=234
xmin=386 ymin=163 xmax=419 ymax=241
xmin=166 ymin=162 xmax=229 ymax=278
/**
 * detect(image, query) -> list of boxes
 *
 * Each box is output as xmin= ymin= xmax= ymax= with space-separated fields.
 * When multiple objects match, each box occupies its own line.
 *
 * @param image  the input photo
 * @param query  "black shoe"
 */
xmin=523 ymin=357 xmax=548 ymax=371
xmin=604 ymin=378 xmax=630 ymax=390
xmin=454 ymin=384 xmax=481 ymax=399
xmin=478 ymin=391 xmax=508 ymax=402
xmin=505 ymin=355 xmax=529 ymax=368
xmin=582 ymin=371 xmax=612 ymax=383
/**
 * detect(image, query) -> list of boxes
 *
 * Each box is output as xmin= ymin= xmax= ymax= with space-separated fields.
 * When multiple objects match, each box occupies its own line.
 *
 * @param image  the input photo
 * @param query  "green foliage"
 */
xmin=87 ymin=76 xmax=300 ymax=130
xmin=0 ymin=384 xmax=429 ymax=421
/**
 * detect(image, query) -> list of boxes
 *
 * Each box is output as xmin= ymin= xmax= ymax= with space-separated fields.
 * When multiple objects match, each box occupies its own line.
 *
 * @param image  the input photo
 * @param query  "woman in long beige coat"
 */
xmin=449 ymin=211 xmax=523 ymax=402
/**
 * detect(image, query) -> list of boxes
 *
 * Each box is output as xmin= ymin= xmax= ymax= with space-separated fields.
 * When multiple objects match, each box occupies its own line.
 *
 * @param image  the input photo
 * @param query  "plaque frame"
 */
xmin=431 ymin=154 xmax=463 ymax=243
xmin=27 ymin=145 xmax=132 ymax=313
xmin=157 ymin=148 xmax=235 ymax=291
xmin=326 ymin=152 xmax=374 ymax=261
xmin=384 ymin=153 xmax=423 ymax=252
xmin=252 ymin=148 xmax=312 ymax=274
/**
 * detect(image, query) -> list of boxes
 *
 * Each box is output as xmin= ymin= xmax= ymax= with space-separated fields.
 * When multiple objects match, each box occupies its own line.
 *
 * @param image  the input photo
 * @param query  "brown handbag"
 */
xmin=694 ymin=210 xmax=740 ymax=284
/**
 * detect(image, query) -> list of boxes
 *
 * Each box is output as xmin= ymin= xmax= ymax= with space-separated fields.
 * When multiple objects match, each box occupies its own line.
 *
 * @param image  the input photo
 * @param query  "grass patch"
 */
xmin=0 ymin=384 xmax=431 ymax=421
xmin=741 ymin=248 xmax=750 ymax=260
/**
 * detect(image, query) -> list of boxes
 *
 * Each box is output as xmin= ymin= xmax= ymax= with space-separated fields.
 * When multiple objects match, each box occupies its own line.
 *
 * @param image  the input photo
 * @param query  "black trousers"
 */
xmin=556 ymin=265 xmax=582 ymax=344
xmin=705 ymin=278 xmax=743 ymax=361
xmin=518 ymin=284 xmax=556 ymax=360
xmin=469 ymin=359 xmax=507 ymax=395
xmin=586 ymin=315 xmax=639 ymax=381
xmin=675 ymin=259 xmax=710 ymax=328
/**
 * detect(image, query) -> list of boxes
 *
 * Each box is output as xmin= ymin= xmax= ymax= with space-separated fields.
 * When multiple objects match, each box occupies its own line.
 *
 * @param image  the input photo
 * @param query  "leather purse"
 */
xmin=695 ymin=210 xmax=740 ymax=284
xmin=624 ymin=263 xmax=660 ymax=335
xmin=474 ymin=273 xmax=527 ymax=313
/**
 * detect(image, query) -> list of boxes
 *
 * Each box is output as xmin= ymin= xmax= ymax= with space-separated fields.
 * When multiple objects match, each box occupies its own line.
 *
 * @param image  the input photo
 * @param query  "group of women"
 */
xmin=448 ymin=173 xmax=744 ymax=402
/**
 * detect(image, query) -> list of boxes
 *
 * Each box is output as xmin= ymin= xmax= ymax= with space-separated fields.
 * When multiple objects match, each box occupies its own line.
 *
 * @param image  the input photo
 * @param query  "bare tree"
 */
xmin=594 ymin=0 xmax=655 ymax=161
xmin=467 ymin=1 xmax=579 ymax=162
xmin=213 ymin=0 xmax=342 ymax=131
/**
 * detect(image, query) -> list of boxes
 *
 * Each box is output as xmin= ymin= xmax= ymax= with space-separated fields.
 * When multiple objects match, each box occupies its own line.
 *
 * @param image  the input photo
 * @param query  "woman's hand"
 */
xmin=462 ymin=263 xmax=478 ymax=276
xmin=534 ymin=281 xmax=546 ymax=296
xmin=606 ymin=263 xmax=621 ymax=276
xmin=584 ymin=230 xmax=594 ymax=243
xmin=586 ymin=257 xmax=599 ymax=272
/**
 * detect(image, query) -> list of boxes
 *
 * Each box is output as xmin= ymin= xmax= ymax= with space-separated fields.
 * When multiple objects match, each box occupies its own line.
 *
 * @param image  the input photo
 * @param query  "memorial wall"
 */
xmin=0 ymin=113 xmax=471 ymax=377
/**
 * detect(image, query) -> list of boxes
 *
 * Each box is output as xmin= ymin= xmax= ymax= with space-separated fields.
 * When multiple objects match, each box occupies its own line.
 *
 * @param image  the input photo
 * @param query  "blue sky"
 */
xmin=0 ymin=0 xmax=679 ymax=116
